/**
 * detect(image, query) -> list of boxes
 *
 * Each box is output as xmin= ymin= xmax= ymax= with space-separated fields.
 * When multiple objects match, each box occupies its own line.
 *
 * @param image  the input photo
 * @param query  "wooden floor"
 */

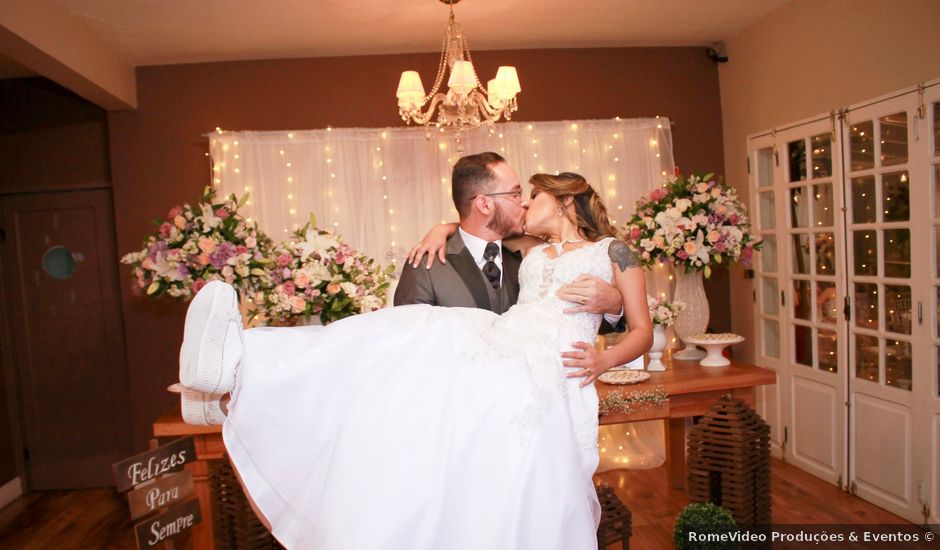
xmin=0 ymin=458 xmax=913 ymax=550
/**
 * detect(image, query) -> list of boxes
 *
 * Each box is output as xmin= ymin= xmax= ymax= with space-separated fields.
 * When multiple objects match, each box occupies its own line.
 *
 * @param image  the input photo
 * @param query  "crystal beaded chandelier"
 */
xmin=396 ymin=0 xmax=521 ymax=150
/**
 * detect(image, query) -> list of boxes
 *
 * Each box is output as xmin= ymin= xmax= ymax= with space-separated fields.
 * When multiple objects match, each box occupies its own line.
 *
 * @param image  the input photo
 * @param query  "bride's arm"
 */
xmin=406 ymin=223 xmax=458 ymax=268
xmin=562 ymin=241 xmax=653 ymax=386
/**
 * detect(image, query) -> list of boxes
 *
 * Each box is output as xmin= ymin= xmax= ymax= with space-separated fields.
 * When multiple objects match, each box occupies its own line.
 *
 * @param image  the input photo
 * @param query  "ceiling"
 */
xmin=54 ymin=0 xmax=791 ymax=67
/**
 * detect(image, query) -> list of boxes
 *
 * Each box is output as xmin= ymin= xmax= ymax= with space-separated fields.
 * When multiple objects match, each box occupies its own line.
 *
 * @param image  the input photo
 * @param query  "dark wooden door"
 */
xmin=0 ymin=189 xmax=130 ymax=489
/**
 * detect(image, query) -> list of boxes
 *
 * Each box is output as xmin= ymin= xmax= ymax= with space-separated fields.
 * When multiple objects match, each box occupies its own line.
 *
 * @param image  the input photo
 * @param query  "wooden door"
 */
xmin=0 ymin=188 xmax=130 ymax=489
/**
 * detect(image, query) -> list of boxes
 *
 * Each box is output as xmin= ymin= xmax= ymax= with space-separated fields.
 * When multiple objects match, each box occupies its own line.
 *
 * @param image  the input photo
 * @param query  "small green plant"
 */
xmin=674 ymin=502 xmax=738 ymax=550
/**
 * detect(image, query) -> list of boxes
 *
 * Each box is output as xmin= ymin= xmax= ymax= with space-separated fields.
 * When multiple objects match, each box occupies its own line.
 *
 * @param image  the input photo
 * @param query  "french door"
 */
xmin=748 ymin=79 xmax=940 ymax=526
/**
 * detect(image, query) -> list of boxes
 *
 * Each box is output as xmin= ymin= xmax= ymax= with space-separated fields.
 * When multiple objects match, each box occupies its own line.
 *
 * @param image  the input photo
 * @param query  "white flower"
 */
xmin=200 ymin=204 xmax=221 ymax=229
xmin=340 ymin=282 xmax=359 ymax=296
xmin=674 ymin=198 xmax=692 ymax=213
xmin=296 ymin=229 xmax=339 ymax=261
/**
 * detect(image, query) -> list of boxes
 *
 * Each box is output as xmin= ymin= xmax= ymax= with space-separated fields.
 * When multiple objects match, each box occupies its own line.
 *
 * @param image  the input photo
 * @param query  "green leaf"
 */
xmin=704 ymin=265 xmax=712 ymax=279
xmin=147 ymin=281 xmax=162 ymax=296
xmin=309 ymin=213 xmax=318 ymax=228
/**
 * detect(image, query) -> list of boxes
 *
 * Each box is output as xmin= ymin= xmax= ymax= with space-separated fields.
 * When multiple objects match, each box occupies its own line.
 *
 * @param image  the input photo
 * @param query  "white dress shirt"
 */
xmin=459 ymin=227 xmax=502 ymax=286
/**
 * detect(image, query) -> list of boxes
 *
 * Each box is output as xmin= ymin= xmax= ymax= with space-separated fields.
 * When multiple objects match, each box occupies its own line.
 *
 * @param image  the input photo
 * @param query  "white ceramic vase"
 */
xmin=672 ymin=269 xmax=708 ymax=360
xmin=646 ymin=324 xmax=668 ymax=371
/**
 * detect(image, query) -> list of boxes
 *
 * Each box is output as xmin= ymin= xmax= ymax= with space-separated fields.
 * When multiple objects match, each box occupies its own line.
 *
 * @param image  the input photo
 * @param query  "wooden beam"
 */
xmin=0 ymin=0 xmax=137 ymax=110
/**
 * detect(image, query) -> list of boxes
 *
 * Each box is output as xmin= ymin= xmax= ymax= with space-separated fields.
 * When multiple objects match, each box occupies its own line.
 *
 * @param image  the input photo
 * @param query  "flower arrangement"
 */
xmin=250 ymin=216 xmax=396 ymax=326
xmin=121 ymin=186 xmax=272 ymax=300
xmin=647 ymin=295 xmax=684 ymax=326
xmin=599 ymin=387 xmax=668 ymax=416
xmin=622 ymin=174 xmax=762 ymax=277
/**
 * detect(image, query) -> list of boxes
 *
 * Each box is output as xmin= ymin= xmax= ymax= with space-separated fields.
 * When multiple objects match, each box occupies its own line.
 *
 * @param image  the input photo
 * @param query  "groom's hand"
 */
xmin=557 ymin=274 xmax=623 ymax=315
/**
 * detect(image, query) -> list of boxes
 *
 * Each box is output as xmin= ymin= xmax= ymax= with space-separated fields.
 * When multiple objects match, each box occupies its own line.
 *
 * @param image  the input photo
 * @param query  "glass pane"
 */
xmin=759 ymin=191 xmax=775 ymax=229
xmin=850 ymin=120 xmax=875 ymax=171
xmin=935 ymin=103 xmax=940 ymax=156
xmin=762 ymin=277 xmax=779 ymax=315
xmin=42 ymin=245 xmax=76 ymax=280
xmin=853 ymin=230 xmax=877 ymax=276
xmin=883 ymin=228 xmax=911 ymax=278
xmin=935 ymin=164 xmax=940 ymax=217
xmin=788 ymin=139 xmax=807 ymax=182
xmin=879 ymin=112 xmax=907 ymax=166
xmin=811 ymin=133 xmax=832 ymax=178
xmin=793 ymin=280 xmax=812 ymax=321
xmin=884 ymin=285 xmax=912 ymax=335
xmin=763 ymin=319 xmax=780 ymax=358
xmin=790 ymin=186 xmax=809 ymax=227
xmin=882 ymin=171 xmax=910 ymax=222
xmin=757 ymin=147 xmax=775 ymax=187
xmin=855 ymin=334 xmax=880 ymax=382
xmin=851 ymin=176 xmax=876 ymax=223
xmin=815 ymin=232 xmax=835 ymax=275
xmin=792 ymin=233 xmax=811 ymax=274
xmin=818 ymin=329 xmax=838 ymax=373
xmin=760 ymin=235 xmax=777 ymax=272
xmin=855 ymin=283 xmax=879 ymax=330
xmin=794 ymin=324 xmax=813 ymax=366
xmin=812 ymin=183 xmax=833 ymax=227
xmin=885 ymin=339 xmax=912 ymax=391
xmin=816 ymin=281 xmax=837 ymax=324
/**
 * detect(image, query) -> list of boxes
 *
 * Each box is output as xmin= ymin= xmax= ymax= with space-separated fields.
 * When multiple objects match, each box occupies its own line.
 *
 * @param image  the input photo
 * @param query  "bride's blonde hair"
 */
xmin=529 ymin=172 xmax=616 ymax=241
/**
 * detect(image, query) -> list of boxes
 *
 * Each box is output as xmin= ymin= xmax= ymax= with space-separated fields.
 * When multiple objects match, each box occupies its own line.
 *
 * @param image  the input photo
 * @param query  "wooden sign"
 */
xmin=126 ymin=471 xmax=195 ymax=520
xmin=134 ymin=498 xmax=202 ymax=549
xmin=112 ymin=436 xmax=196 ymax=492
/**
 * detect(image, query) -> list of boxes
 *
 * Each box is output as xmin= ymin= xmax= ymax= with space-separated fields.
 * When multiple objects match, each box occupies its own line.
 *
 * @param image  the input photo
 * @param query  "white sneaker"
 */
xmin=179 ymin=280 xmax=243 ymax=393
xmin=180 ymin=388 xmax=226 ymax=426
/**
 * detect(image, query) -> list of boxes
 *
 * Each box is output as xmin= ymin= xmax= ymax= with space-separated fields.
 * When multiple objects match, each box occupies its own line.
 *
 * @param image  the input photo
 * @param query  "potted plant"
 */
xmin=673 ymin=502 xmax=739 ymax=550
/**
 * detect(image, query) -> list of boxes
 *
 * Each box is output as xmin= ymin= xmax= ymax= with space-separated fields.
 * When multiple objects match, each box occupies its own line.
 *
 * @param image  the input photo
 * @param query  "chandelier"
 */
xmin=396 ymin=0 xmax=521 ymax=149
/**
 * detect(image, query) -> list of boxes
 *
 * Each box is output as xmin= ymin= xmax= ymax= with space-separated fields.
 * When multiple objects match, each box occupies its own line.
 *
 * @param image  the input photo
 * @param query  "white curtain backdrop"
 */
xmin=208 ymin=117 xmax=674 ymax=267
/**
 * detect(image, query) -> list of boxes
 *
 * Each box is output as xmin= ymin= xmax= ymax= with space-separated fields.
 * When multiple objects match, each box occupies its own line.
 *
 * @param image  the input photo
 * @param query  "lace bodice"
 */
xmin=500 ymin=236 xmax=616 ymax=349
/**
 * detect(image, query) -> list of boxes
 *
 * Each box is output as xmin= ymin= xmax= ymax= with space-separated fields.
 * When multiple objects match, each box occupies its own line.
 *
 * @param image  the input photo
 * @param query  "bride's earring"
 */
xmin=556 ymin=206 xmax=563 ymax=216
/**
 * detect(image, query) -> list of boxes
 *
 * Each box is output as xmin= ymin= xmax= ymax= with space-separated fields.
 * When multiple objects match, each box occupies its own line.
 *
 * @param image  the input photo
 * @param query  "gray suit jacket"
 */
xmin=394 ymin=232 xmax=521 ymax=313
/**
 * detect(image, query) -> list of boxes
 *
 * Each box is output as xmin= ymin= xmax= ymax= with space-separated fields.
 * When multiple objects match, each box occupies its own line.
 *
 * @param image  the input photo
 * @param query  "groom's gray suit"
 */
xmin=394 ymin=232 xmax=522 ymax=314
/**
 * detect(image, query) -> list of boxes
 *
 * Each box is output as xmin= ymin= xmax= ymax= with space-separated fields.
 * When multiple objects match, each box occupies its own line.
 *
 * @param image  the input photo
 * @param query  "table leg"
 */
xmin=665 ymin=417 xmax=692 ymax=490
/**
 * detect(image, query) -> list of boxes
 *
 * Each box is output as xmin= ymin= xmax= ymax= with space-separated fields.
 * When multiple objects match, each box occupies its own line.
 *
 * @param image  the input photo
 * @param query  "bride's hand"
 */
xmin=562 ymin=341 xmax=611 ymax=387
xmin=406 ymin=223 xmax=458 ymax=269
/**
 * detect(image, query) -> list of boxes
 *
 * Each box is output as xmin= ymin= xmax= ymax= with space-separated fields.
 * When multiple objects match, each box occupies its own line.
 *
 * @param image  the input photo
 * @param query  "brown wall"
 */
xmin=108 ymin=47 xmax=728 ymax=450
xmin=0 ymin=78 xmax=111 ymax=486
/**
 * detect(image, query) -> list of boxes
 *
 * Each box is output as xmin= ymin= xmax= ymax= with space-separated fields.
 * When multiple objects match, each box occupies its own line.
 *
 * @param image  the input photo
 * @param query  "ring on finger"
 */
xmin=580 ymin=296 xmax=587 ymax=304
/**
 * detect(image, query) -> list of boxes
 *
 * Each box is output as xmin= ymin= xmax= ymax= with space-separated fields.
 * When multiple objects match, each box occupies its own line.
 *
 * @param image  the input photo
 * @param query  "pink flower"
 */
xmin=215 ymin=209 xmax=230 ymax=219
xmin=198 ymin=253 xmax=210 ymax=266
xmin=629 ymin=227 xmax=641 ymax=240
xmin=335 ymin=253 xmax=346 ymax=265
xmin=326 ymin=283 xmax=341 ymax=295
xmin=683 ymin=242 xmax=698 ymax=255
xmin=192 ymin=278 xmax=207 ymax=293
xmin=677 ymin=250 xmax=689 ymax=259
xmin=277 ymin=254 xmax=291 ymax=267
xmin=158 ymin=222 xmax=172 ymax=238
xmin=289 ymin=296 xmax=306 ymax=313
xmin=168 ymin=206 xmax=182 ymax=218
xmin=283 ymin=281 xmax=296 ymax=296
xmin=235 ymin=245 xmax=248 ymax=255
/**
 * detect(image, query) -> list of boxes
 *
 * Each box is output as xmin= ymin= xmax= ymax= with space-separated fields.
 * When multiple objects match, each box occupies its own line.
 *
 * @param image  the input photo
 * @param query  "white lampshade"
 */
xmin=448 ymin=60 xmax=478 ymax=96
xmin=396 ymin=70 xmax=426 ymax=109
xmin=487 ymin=78 xmax=508 ymax=107
xmin=494 ymin=66 xmax=521 ymax=96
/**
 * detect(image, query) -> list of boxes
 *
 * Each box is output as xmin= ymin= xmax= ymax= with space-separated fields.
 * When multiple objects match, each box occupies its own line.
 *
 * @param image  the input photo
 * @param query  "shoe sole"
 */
xmin=180 ymin=388 xmax=225 ymax=426
xmin=179 ymin=281 xmax=241 ymax=393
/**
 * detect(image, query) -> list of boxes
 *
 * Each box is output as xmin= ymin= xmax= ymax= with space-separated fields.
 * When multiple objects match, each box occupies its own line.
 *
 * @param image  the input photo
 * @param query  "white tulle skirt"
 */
xmin=222 ymin=304 xmax=600 ymax=550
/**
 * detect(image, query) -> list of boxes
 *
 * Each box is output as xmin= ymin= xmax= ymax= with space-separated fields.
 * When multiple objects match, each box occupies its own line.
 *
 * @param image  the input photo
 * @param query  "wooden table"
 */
xmin=153 ymin=355 xmax=775 ymax=549
xmin=597 ymin=355 xmax=776 ymax=490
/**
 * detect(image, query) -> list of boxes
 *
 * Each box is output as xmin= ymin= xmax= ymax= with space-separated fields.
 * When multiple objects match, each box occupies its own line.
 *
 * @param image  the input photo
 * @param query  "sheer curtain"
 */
xmin=208 ymin=117 xmax=674 ymax=267
xmin=208 ymin=118 xmax=674 ymax=471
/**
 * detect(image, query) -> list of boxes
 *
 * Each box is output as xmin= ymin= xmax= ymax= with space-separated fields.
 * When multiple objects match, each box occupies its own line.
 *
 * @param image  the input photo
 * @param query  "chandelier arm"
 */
xmin=468 ymin=91 xmax=503 ymax=122
xmin=410 ymin=93 xmax=449 ymax=126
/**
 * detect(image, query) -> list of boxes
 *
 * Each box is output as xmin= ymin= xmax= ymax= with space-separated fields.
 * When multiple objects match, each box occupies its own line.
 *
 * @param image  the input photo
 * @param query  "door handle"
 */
xmin=917 ymin=301 xmax=923 ymax=324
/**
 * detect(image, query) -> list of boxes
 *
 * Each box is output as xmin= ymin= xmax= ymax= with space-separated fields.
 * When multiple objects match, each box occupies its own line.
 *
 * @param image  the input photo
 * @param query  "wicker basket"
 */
xmin=686 ymin=394 xmax=772 ymax=526
xmin=596 ymin=483 xmax=633 ymax=549
xmin=210 ymin=455 xmax=284 ymax=550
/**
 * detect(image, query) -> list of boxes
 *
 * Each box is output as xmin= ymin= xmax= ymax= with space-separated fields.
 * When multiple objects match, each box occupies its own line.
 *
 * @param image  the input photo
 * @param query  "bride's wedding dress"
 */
xmin=218 ymin=237 xmax=620 ymax=549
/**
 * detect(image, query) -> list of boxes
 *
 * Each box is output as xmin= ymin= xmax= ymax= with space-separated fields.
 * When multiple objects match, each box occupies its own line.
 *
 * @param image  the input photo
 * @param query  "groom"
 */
xmin=395 ymin=151 xmax=623 ymax=321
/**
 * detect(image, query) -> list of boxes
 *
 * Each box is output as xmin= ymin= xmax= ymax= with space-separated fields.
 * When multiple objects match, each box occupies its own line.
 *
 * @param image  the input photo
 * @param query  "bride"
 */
xmin=178 ymin=171 xmax=652 ymax=550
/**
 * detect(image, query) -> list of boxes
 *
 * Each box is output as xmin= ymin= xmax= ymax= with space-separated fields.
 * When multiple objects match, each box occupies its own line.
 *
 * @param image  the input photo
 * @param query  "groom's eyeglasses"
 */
xmin=480 ymin=190 xmax=523 ymax=202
